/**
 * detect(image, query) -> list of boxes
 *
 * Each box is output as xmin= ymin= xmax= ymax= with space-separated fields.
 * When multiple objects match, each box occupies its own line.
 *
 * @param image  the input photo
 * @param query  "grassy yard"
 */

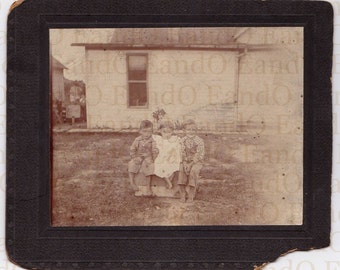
xmin=52 ymin=131 xmax=302 ymax=226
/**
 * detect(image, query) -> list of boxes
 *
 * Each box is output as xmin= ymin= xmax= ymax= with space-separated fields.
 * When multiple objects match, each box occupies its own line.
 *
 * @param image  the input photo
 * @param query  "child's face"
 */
xmin=140 ymin=127 xmax=153 ymax=139
xmin=184 ymin=124 xmax=196 ymax=138
xmin=160 ymin=127 xmax=173 ymax=140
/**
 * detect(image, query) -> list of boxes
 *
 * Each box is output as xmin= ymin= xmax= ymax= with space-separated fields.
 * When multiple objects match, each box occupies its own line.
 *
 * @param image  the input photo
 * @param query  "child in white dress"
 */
xmin=153 ymin=121 xmax=181 ymax=189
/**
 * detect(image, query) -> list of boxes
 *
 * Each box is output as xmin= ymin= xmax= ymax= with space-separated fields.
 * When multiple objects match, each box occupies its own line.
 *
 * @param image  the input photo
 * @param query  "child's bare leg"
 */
xmin=187 ymin=186 xmax=196 ymax=202
xmin=179 ymin=185 xmax=186 ymax=202
xmin=128 ymin=172 xmax=139 ymax=191
xmin=145 ymin=176 xmax=153 ymax=196
xmin=165 ymin=177 xmax=173 ymax=189
xmin=187 ymin=163 xmax=201 ymax=202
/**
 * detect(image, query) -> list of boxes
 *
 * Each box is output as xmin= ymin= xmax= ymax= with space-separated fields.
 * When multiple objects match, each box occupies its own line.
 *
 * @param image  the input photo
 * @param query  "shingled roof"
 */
xmin=109 ymin=27 xmax=243 ymax=46
xmin=72 ymin=27 xmax=277 ymax=52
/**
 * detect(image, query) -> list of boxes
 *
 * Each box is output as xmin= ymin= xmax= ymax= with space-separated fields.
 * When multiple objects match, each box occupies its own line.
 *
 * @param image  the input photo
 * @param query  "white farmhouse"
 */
xmin=72 ymin=27 xmax=303 ymax=134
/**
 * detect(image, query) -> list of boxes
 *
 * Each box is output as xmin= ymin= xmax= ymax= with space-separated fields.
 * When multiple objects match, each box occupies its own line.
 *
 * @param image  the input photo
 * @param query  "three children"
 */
xmin=128 ymin=119 xmax=204 ymax=202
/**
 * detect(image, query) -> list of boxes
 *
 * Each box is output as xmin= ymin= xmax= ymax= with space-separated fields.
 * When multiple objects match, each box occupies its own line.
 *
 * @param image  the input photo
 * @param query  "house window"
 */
xmin=127 ymin=54 xmax=148 ymax=107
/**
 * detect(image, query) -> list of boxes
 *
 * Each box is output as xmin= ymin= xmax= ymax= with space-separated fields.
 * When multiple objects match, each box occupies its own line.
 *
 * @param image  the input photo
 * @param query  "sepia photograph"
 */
xmin=50 ymin=27 xmax=303 ymax=226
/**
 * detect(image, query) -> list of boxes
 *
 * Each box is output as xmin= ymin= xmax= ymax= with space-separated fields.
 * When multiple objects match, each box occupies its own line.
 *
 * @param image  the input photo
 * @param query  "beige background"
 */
xmin=50 ymin=27 xmax=303 ymax=226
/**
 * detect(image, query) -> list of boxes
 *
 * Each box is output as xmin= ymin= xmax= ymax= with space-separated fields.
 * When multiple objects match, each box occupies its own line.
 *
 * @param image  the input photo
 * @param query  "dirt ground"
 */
xmin=52 ymin=131 xmax=302 ymax=226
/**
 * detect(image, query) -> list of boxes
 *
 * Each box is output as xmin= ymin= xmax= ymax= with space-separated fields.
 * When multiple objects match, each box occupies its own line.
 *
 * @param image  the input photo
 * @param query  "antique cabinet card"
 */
xmin=7 ymin=0 xmax=332 ymax=269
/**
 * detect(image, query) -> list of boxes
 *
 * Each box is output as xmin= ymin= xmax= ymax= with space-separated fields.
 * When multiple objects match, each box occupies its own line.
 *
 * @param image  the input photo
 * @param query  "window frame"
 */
xmin=126 ymin=53 xmax=149 ymax=109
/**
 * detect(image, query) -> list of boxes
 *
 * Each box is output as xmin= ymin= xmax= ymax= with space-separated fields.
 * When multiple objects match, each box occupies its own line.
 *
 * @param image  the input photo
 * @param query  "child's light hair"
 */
xmin=159 ymin=120 xmax=174 ymax=130
xmin=182 ymin=119 xmax=197 ymax=129
xmin=139 ymin=120 xmax=153 ymax=130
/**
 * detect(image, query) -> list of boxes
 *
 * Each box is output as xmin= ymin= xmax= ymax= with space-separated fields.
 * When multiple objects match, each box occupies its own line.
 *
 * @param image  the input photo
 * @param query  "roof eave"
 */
xmin=71 ymin=43 xmax=278 ymax=52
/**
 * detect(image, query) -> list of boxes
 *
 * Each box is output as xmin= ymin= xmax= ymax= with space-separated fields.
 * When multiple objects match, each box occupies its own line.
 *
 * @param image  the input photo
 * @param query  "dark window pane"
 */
xmin=128 ymin=70 xmax=147 ymax=80
xmin=129 ymin=83 xmax=147 ymax=107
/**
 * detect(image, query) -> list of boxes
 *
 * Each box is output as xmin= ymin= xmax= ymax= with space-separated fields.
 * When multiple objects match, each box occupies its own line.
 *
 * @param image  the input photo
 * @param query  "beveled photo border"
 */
xmin=6 ymin=0 xmax=333 ymax=269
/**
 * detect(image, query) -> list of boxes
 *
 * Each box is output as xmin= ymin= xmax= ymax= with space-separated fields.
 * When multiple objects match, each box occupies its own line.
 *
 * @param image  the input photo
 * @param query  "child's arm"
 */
xmin=129 ymin=138 xmax=139 ymax=158
xmin=193 ymin=138 xmax=205 ymax=163
xmin=151 ymin=139 xmax=159 ymax=160
xmin=180 ymin=138 xmax=186 ymax=162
